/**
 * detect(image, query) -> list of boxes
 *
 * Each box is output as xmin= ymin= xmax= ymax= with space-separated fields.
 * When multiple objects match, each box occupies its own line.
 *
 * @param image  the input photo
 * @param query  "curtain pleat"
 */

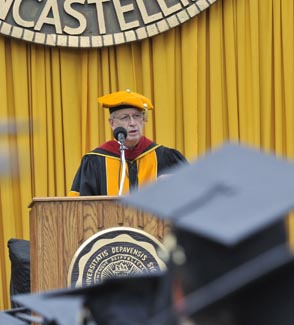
xmin=0 ymin=0 xmax=293 ymax=309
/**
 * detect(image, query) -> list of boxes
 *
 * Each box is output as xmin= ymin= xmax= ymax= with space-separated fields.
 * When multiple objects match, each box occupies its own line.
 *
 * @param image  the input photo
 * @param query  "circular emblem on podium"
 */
xmin=67 ymin=227 xmax=167 ymax=287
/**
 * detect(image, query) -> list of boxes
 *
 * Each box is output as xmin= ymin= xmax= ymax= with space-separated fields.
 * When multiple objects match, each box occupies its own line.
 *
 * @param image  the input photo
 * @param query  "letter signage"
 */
xmin=0 ymin=0 xmax=217 ymax=47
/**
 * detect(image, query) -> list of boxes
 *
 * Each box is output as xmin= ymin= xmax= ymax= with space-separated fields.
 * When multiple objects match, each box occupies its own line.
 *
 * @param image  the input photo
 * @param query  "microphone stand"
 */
xmin=118 ymin=139 xmax=127 ymax=196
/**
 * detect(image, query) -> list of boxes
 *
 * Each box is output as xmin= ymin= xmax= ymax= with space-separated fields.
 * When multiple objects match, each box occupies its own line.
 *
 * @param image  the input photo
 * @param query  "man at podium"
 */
xmin=69 ymin=89 xmax=187 ymax=196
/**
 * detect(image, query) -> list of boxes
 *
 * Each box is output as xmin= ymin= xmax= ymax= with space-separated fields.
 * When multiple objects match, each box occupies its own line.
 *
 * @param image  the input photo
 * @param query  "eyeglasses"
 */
xmin=112 ymin=113 xmax=144 ymax=123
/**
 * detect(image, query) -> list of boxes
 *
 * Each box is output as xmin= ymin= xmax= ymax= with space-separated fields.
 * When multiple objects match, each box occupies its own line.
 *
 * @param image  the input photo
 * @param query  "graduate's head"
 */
xmin=122 ymin=142 xmax=294 ymax=324
xmin=98 ymin=89 xmax=153 ymax=148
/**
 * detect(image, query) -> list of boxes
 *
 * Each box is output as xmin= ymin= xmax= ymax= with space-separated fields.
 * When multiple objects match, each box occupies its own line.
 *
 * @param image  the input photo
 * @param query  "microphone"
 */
xmin=113 ymin=127 xmax=127 ymax=196
xmin=113 ymin=127 xmax=127 ymax=144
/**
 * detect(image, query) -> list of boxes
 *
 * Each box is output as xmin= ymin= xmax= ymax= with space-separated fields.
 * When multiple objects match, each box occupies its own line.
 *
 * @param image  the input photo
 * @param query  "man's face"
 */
xmin=109 ymin=108 xmax=145 ymax=148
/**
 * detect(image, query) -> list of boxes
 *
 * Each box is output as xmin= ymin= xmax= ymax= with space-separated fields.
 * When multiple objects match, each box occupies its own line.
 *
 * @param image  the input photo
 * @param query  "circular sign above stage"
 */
xmin=67 ymin=227 xmax=167 ymax=287
xmin=0 ymin=0 xmax=217 ymax=48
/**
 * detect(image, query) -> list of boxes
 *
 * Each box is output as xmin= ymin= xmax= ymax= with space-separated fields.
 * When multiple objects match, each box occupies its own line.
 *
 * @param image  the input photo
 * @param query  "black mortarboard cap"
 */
xmin=122 ymin=142 xmax=294 ymax=290
xmin=0 ymin=308 xmax=31 ymax=325
xmin=0 ymin=311 xmax=25 ymax=325
xmin=12 ymin=292 xmax=82 ymax=325
xmin=12 ymin=272 xmax=178 ymax=325
xmin=123 ymin=142 xmax=294 ymax=246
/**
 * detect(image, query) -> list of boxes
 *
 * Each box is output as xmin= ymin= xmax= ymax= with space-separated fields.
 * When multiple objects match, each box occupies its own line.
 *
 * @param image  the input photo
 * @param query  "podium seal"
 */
xmin=67 ymin=227 xmax=167 ymax=287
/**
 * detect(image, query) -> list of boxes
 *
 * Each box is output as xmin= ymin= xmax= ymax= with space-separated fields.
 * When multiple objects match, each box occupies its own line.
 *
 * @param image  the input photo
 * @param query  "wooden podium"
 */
xmin=29 ymin=196 xmax=169 ymax=293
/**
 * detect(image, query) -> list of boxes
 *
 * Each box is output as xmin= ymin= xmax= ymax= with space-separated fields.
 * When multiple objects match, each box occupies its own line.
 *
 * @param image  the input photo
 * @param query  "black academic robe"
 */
xmin=69 ymin=136 xmax=187 ymax=196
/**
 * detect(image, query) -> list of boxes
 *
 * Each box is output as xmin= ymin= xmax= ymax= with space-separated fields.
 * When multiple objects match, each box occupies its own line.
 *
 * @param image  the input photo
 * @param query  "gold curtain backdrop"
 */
xmin=0 ymin=0 xmax=293 ymax=309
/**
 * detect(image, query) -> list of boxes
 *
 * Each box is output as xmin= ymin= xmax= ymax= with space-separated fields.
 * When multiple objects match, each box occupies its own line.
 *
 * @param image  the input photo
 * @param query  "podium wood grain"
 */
xmin=29 ymin=196 xmax=169 ymax=293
